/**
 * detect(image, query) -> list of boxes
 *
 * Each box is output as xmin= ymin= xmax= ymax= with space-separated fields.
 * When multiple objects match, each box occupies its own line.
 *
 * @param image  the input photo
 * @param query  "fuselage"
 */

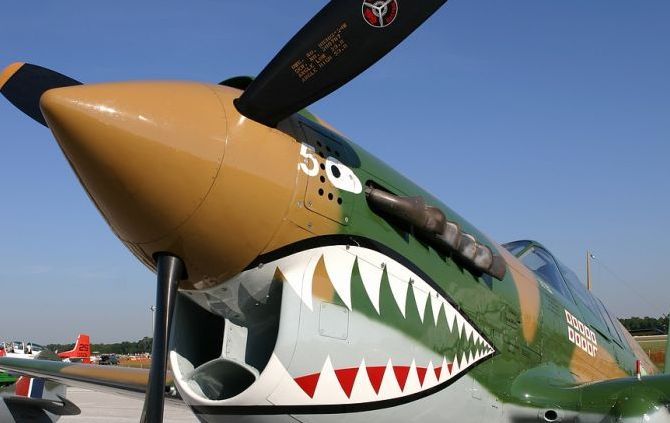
xmin=35 ymin=81 xmax=657 ymax=422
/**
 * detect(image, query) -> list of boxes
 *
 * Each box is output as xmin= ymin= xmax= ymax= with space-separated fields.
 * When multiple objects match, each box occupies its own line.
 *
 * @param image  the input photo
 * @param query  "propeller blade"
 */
xmin=0 ymin=62 xmax=81 ymax=126
xmin=140 ymin=254 xmax=184 ymax=423
xmin=235 ymin=0 xmax=448 ymax=127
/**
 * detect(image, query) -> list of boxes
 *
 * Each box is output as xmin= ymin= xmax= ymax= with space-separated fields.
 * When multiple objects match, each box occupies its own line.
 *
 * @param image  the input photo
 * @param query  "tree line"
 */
xmin=47 ymin=336 xmax=153 ymax=355
xmin=619 ymin=315 xmax=668 ymax=334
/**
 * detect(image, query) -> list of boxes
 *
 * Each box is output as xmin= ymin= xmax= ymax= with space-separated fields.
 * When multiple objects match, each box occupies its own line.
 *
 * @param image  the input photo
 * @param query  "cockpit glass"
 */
xmin=502 ymin=240 xmax=531 ymax=257
xmin=518 ymin=247 xmax=572 ymax=300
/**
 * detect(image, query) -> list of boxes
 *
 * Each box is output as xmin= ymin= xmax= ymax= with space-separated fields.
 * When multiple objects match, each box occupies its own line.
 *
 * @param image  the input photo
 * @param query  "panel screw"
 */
xmin=344 ymin=216 xmax=349 ymax=223
xmin=307 ymin=201 xmax=313 ymax=207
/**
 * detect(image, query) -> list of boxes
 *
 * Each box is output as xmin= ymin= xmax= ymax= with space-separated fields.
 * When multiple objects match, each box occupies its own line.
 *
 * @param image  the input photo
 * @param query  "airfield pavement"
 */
xmin=60 ymin=387 xmax=197 ymax=422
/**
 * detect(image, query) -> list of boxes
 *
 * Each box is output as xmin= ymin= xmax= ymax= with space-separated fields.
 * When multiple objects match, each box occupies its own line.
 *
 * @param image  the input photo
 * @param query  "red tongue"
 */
xmin=366 ymin=366 xmax=386 ymax=394
xmin=294 ymin=373 xmax=320 ymax=398
xmin=393 ymin=366 xmax=411 ymax=391
xmin=416 ymin=367 xmax=427 ymax=386
xmin=296 ymin=361 xmax=448 ymax=398
xmin=335 ymin=368 xmax=359 ymax=398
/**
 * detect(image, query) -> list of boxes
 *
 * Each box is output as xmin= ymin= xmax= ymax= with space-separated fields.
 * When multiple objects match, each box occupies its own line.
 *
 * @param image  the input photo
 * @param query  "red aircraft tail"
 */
xmin=57 ymin=334 xmax=91 ymax=364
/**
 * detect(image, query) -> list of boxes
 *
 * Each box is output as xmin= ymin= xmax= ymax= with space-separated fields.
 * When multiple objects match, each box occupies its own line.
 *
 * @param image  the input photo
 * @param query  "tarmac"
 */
xmin=60 ymin=387 xmax=198 ymax=422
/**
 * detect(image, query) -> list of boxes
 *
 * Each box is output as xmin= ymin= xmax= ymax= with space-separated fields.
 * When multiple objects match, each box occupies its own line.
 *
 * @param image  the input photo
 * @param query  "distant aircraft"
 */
xmin=1 ymin=334 xmax=90 ymax=364
xmin=1 ymin=1 xmax=669 ymax=423
xmin=1 ymin=342 xmax=46 ymax=360
xmin=56 ymin=334 xmax=91 ymax=364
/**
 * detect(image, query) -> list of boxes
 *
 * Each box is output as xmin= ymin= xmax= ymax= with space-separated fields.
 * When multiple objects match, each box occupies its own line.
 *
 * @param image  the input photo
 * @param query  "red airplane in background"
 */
xmin=56 ymin=334 xmax=91 ymax=364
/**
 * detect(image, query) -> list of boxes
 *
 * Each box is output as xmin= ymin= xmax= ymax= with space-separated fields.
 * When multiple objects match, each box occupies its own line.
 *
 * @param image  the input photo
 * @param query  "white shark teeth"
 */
xmin=312 ymin=357 xmax=349 ymax=404
xmin=323 ymin=247 xmax=356 ymax=310
xmin=439 ymin=356 xmax=450 ymax=382
xmin=463 ymin=319 xmax=475 ymax=342
xmin=411 ymin=283 xmax=429 ymax=322
xmin=273 ymin=350 xmax=497 ymax=406
xmin=429 ymin=292 xmax=443 ymax=325
xmin=443 ymin=300 xmax=457 ymax=331
xmin=349 ymin=359 xmax=378 ymax=402
xmin=423 ymin=360 xmax=438 ymax=389
xmin=455 ymin=314 xmax=466 ymax=336
xmin=356 ymin=255 xmax=383 ymax=314
xmin=386 ymin=262 xmax=410 ymax=317
xmin=279 ymin=250 xmax=318 ymax=310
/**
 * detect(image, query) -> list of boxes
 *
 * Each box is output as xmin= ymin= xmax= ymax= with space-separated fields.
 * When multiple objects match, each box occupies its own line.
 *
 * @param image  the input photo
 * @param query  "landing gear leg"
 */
xmin=140 ymin=254 xmax=185 ymax=423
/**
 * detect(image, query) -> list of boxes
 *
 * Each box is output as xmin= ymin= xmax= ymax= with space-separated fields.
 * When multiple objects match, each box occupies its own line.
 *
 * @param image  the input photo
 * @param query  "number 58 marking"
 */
xmin=298 ymin=143 xmax=362 ymax=194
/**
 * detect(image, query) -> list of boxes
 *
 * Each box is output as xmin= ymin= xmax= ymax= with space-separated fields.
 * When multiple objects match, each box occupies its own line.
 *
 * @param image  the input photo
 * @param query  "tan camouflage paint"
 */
xmin=498 ymin=247 xmax=541 ymax=345
xmin=570 ymin=345 xmax=627 ymax=383
xmin=312 ymin=255 xmax=336 ymax=302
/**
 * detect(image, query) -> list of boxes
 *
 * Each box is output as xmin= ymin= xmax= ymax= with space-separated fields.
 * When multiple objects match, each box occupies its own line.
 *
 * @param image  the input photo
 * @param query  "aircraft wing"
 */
xmin=511 ymin=366 xmax=670 ymax=420
xmin=0 ymin=357 xmax=177 ymax=401
xmin=578 ymin=374 xmax=670 ymax=413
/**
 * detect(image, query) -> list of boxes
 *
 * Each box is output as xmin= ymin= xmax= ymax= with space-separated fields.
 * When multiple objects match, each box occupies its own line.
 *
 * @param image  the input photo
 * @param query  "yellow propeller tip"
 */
xmin=0 ymin=62 xmax=25 ymax=90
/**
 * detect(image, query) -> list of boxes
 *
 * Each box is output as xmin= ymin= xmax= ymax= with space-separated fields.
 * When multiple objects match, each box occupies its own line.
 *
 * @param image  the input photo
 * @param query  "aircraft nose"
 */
xmin=39 ymin=82 xmax=227 ymax=244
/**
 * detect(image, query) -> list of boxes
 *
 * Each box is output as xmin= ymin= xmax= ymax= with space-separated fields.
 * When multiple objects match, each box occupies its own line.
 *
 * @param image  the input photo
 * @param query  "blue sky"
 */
xmin=0 ymin=1 xmax=668 ymax=343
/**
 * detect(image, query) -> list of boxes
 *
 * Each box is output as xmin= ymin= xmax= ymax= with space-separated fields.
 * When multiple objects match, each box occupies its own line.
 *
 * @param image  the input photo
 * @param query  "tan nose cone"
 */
xmin=40 ymin=82 xmax=227 ymax=244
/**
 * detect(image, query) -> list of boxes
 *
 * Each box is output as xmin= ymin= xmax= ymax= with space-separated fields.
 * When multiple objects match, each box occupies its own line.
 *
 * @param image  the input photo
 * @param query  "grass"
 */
xmin=635 ymin=336 xmax=667 ymax=372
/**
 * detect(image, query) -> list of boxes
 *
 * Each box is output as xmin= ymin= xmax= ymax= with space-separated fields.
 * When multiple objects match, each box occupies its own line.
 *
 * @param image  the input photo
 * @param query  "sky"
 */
xmin=0 ymin=1 xmax=668 ymax=343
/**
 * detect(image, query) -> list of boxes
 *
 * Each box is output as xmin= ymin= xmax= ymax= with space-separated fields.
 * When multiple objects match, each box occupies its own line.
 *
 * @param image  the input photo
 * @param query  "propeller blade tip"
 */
xmin=0 ymin=62 xmax=25 ymax=91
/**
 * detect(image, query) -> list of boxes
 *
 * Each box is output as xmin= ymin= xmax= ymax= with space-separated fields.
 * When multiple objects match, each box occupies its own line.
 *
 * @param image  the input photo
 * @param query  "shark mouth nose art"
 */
xmin=171 ymin=240 xmax=495 ymax=411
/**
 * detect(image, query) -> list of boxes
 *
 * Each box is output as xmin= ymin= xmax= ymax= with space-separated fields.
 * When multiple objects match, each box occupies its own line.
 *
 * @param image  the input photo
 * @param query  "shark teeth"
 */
xmin=274 ymin=245 xmax=495 ymax=347
xmin=411 ymin=284 xmax=429 ymax=323
xmin=277 ymin=246 xmax=459 ymax=320
xmin=288 ymin=350 xmax=495 ymax=404
xmin=386 ymin=269 xmax=409 ymax=318
xmin=262 ymin=245 xmax=496 ymax=406
xmin=355 ymin=255 xmax=383 ymax=314
xmin=323 ymin=247 xmax=357 ymax=310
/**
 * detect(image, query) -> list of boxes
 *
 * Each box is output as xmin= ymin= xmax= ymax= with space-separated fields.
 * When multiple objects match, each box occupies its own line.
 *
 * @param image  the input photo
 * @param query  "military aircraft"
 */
xmin=0 ymin=0 xmax=668 ymax=422
xmin=1 ymin=342 xmax=46 ymax=360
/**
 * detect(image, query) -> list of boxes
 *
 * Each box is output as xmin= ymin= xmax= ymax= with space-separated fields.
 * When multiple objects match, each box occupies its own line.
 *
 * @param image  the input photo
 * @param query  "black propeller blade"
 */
xmin=0 ymin=63 xmax=81 ymax=127
xmin=235 ymin=0 xmax=448 ymax=127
